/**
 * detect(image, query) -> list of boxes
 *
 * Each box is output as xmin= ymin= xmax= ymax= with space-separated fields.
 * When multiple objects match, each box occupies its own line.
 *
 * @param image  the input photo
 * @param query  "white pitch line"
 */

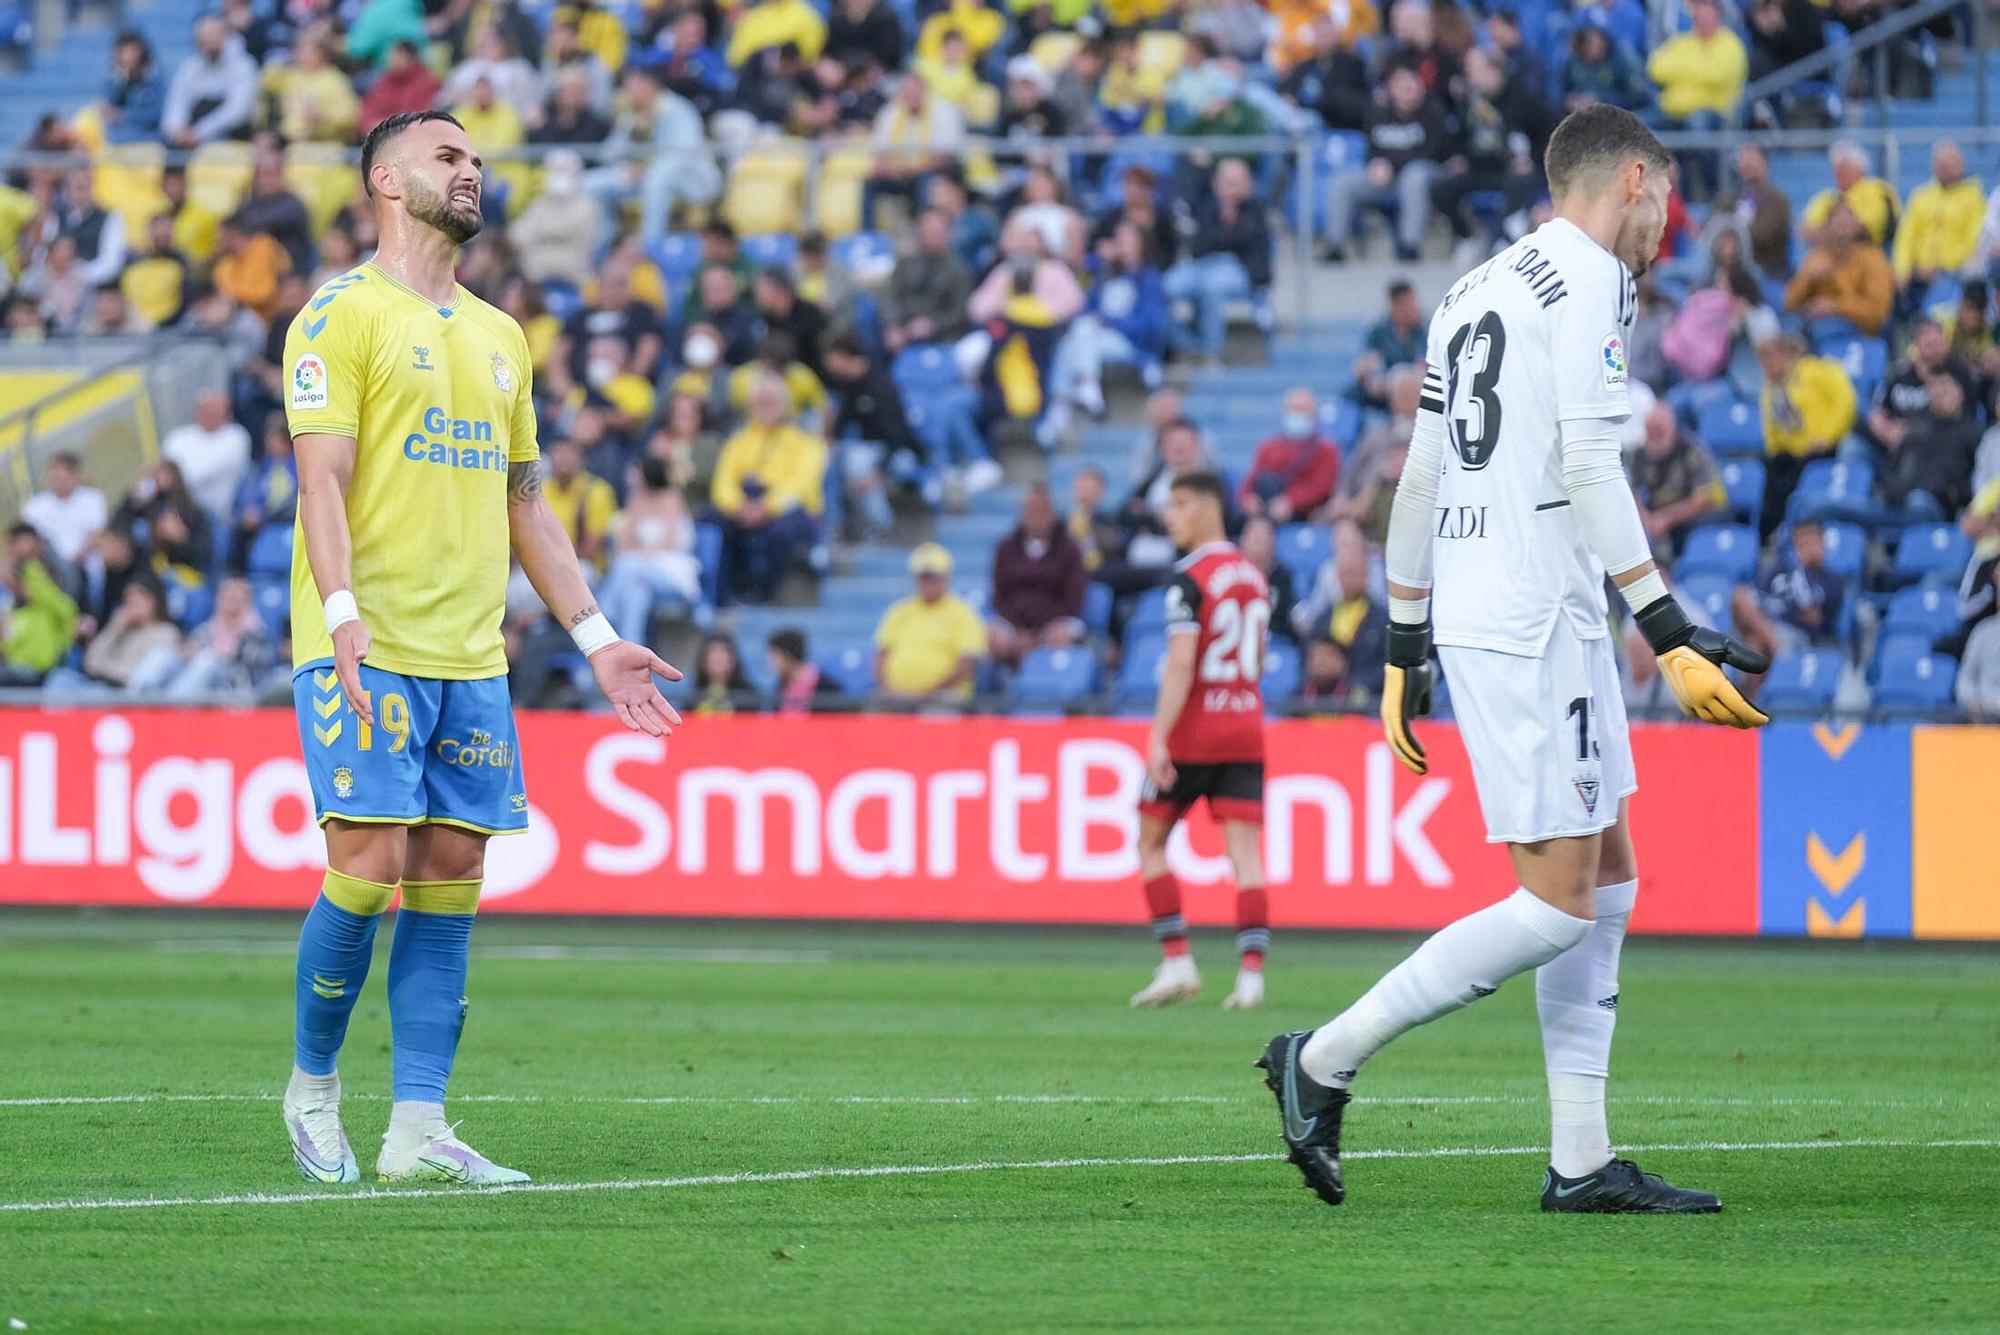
xmin=147 ymin=940 xmax=835 ymax=964
xmin=0 ymin=1091 xmax=1975 ymax=1110
xmin=2 ymin=1138 xmax=1993 ymax=1216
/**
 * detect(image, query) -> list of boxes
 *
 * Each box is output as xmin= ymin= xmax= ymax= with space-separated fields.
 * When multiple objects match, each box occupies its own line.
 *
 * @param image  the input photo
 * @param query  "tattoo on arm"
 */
xmin=507 ymin=459 xmax=543 ymax=505
xmin=567 ymin=604 xmax=600 ymax=629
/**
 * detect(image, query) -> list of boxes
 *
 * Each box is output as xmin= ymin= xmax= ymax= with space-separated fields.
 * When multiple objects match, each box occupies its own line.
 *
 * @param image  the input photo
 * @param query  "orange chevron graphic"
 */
xmin=1811 ymin=722 xmax=1860 ymax=761
xmin=1806 ymin=832 xmax=1864 ymax=894
xmin=1807 ymin=897 xmax=1865 ymax=937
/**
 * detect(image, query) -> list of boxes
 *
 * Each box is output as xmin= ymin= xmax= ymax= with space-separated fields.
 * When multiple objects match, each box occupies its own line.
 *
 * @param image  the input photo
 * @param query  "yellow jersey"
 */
xmin=284 ymin=262 xmax=539 ymax=680
xmin=875 ymin=592 xmax=985 ymax=697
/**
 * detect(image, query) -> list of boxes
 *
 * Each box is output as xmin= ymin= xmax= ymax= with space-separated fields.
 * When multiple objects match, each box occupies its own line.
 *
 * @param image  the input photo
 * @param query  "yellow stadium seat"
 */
xmin=722 ymin=141 xmax=807 ymax=236
xmin=963 ymin=81 xmax=1000 ymax=130
xmin=1027 ymin=32 xmax=1082 ymax=75
xmin=1137 ymin=32 xmax=1186 ymax=86
xmin=285 ymin=143 xmax=354 ymax=239
xmin=96 ymin=143 xmax=169 ymax=247
xmin=815 ymin=148 xmax=873 ymax=238
xmin=188 ymin=143 xmax=255 ymax=219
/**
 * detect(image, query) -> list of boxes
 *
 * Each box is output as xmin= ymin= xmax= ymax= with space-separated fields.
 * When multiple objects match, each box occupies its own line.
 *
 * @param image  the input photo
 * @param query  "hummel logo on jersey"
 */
xmin=411 ymin=345 xmax=435 ymax=371
xmin=1469 ymin=984 xmax=1497 ymax=998
xmin=1574 ymin=779 xmax=1601 ymax=816
xmin=1597 ymin=993 xmax=1620 ymax=1011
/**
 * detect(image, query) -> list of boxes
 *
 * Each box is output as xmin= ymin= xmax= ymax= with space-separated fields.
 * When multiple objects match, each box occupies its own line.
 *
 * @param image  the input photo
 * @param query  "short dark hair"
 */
xmin=1170 ymin=469 xmax=1228 ymax=507
xmin=1792 ymin=517 xmax=1824 ymax=537
xmin=360 ymin=110 xmax=465 ymax=197
xmin=8 ymin=521 xmax=39 ymax=542
xmin=47 ymin=451 xmax=80 ymax=471
xmin=1544 ymin=104 xmax=1671 ymax=201
xmin=703 ymin=220 xmax=737 ymax=243
xmin=1387 ymin=280 xmax=1414 ymax=303
xmin=767 ymin=628 xmax=808 ymax=662
xmin=826 ymin=331 xmax=867 ymax=361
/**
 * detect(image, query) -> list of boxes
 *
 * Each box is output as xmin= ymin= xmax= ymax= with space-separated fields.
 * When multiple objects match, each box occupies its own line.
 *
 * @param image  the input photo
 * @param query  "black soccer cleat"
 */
xmin=1540 ymin=1157 xmax=1722 ymax=1214
xmin=1255 ymin=1031 xmax=1352 ymax=1206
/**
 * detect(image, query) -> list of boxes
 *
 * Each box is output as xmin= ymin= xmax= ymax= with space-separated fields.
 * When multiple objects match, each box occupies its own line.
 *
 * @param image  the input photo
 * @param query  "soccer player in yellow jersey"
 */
xmin=281 ymin=111 xmax=684 ymax=1187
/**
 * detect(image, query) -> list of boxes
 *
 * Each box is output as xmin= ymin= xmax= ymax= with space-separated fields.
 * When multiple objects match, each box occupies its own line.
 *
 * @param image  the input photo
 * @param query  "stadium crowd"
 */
xmin=0 ymin=0 xmax=1994 ymax=718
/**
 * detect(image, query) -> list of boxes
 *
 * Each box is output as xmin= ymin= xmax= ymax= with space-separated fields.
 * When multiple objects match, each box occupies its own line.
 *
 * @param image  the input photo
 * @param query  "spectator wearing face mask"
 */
xmin=509 ymin=150 xmax=602 ymax=290
xmin=555 ymin=263 xmax=665 ymax=405
xmin=1238 ymin=387 xmax=1341 ymax=524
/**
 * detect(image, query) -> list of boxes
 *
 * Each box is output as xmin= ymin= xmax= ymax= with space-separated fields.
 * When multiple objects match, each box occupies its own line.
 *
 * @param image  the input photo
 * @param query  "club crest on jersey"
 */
xmin=490 ymin=352 xmax=514 ymax=393
xmin=290 ymin=353 xmax=328 ymax=411
xmin=331 ymin=765 xmax=355 ymax=799
xmin=1600 ymin=333 xmax=1627 ymax=392
xmin=1574 ymin=778 xmax=1601 ymax=816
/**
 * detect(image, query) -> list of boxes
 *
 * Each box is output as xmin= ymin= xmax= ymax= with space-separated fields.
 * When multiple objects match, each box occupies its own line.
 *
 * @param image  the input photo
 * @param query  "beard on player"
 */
xmin=404 ymin=170 xmax=483 ymax=245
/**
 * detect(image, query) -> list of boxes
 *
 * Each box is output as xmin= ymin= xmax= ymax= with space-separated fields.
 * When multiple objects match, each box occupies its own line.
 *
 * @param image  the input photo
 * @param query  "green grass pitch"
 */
xmin=1 ymin=910 xmax=1996 ymax=1332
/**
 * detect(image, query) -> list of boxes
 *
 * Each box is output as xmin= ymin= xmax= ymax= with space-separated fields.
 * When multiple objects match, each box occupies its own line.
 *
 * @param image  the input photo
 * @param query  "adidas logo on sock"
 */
xmin=1469 ymin=984 xmax=1498 ymax=998
xmin=1596 ymin=993 xmax=1620 ymax=1011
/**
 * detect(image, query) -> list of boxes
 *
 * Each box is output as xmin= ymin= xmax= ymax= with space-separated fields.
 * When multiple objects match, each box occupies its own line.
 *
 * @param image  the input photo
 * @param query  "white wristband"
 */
xmin=1388 ymin=594 xmax=1432 ymax=625
xmin=323 ymin=589 xmax=359 ymax=634
xmin=568 ymin=611 xmax=619 ymax=658
xmin=1620 ymin=569 xmax=1671 ymax=614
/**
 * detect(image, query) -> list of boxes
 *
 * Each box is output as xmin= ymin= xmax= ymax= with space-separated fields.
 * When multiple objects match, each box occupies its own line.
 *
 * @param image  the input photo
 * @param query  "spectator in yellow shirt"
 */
xmin=1802 ymin=141 xmax=1900 ymax=247
xmin=1785 ymin=202 xmax=1895 ymax=335
xmin=262 ymin=34 xmax=359 ymax=143
xmin=542 ymin=438 xmax=618 ymax=574
xmin=1756 ymin=332 xmax=1857 ymax=536
xmin=727 ymin=0 xmax=828 ymax=66
xmin=1645 ymin=0 xmax=1745 ymax=198
xmin=452 ymin=76 xmax=530 ymax=211
xmin=917 ymin=0 xmax=1006 ymax=65
xmin=713 ymin=372 xmax=828 ymax=603
xmin=875 ymin=542 xmax=986 ymax=699
xmin=1894 ymin=140 xmax=1985 ymax=295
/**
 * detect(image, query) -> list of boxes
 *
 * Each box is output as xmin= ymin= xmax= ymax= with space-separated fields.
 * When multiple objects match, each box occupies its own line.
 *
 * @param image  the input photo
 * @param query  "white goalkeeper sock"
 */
xmin=386 ymin=1099 xmax=452 ymax=1145
xmin=286 ymin=1066 xmax=340 ymax=1105
xmin=1300 ymin=888 xmax=1593 ymax=1086
xmin=1536 ymin=878 xmax=1637 ymax=1178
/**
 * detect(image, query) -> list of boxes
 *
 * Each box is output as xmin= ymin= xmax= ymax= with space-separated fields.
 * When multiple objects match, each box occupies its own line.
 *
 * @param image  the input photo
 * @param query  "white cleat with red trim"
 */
xmin=1129 ymin=955 xmax=1202 ymax=1007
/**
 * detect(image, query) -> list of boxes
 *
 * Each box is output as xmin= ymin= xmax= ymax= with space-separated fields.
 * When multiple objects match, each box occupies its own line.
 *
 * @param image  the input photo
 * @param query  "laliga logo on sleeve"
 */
xmin=1600 ymin=333 xmax=1627 ymax=392
xmin=291 ymin=353 xmax=329 ymax=411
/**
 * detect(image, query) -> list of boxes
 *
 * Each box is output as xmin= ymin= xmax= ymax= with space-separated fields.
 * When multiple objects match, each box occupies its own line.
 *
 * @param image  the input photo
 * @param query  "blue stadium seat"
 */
xmin=741 ymin=233 xmax=799 ymax=271
xmin=1320 ymin=397 xmax=1362 ymax=451
xmin=892 ymin=343 xmax=961 ymax=392
xmin=1871 ymin=629 xmax=1937 ymax=684
xmin=1881 ymin=584 xmax=1961 ymax=641
xmin=1275 ymin=523 xmax=1332 ymax=587
xmin=247 ymin=524 xmax=292 ymax=577
xmin=1081 ymin=580 xmax=1113 ymax=636
xmin=1875 ymin=652 xmax=1957 ymax=714
xmin=695 ymin=522 xmax=723 ymax=610
xmin=1759 ymin=648 xmax=1843 ymax=714
xmin=819 ymin=641 xmax=877 ymax=698
xmin=829 ymin=230 xmax=893 ymax=274
xmin=1775 ymin=520 xmax=1866 ymax=584
xmin=167 ymin=580 xmax=213 ymax=631
xmin=1718 ymin=457 xmax=1765 ymax=522
xmin=251 ymin=575 xmax=289 ymax=634
xmin=1893 ymin=523 xmax=1973 ymax=584
xmin=646 ymin=233 xmax=704 ymax=289
xmin=1126 ymin=586 xmax=1169 ymax=641
xmin=1677 ymin=524 xmax=1760 ymax=583
xmin=1676 ymin=571 xmax=1735 ymax=630
xmin=1787 ymin=457 xmax=1874 ymax=520
xmin=1694 ymin=398 xmax=1763 ymax=456
xmin=1011 ymin=646 xmax=1099 ymax=706
xmin=540 ymin=278 xmax=582 ymax=322
xmin=1262 ymin=639 xmax=1301 ymax=703
xmin=1818 ymin=335 xmax=1888 ymax=402
xmin=1116 ymin=634 xmax=1167 ymax=699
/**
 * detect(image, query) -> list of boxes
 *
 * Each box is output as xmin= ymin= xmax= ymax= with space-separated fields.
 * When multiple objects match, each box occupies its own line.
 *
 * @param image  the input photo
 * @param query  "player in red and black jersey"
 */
xmin=1131 ymin=470 xmax=1273 ymax=1011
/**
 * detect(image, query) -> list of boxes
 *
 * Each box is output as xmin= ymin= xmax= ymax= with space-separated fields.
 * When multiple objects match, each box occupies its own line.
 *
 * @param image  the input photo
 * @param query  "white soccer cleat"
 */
xmin=1130 ymin=955 xmax=1202 ymax=1007
xmin=284 ymin=1089 xmax=360 ymax=1185
xmin=1222 ymin=969 xmax=1266 ymax=1011
xmin=376 ymin=1125 xmax=531 ymax=1187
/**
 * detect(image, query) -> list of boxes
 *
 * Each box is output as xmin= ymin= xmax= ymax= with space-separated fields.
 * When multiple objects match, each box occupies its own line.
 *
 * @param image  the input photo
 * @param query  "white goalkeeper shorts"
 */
xmin=1438 ymin=620 xmax=1637 ymax=845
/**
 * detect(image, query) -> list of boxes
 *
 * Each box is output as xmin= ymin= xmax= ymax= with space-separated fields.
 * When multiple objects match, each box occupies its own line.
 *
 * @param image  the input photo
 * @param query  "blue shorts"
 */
xmin=293 ymin=660 xmax=527 ymax=836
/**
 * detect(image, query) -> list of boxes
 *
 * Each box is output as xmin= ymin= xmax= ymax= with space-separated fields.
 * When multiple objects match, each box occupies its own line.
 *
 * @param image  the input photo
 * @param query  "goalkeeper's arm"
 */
xmin=1378 ymin=405 xmax=1446 ymax=773
xmin=1559 ymin=417 xmax=1771 ymax=728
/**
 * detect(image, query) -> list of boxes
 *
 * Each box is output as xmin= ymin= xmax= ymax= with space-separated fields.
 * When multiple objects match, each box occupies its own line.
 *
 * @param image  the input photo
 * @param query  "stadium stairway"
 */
xmin=718 ymin=325 xmax=1368 ymax=695
xmin=1 ymin=0 xmax=199 ymax=136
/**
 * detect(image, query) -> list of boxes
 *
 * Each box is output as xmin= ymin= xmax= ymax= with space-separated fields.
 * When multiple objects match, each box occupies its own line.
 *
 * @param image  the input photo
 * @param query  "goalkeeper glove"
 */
xmin=1381 ymin=620 xmax=1435 ymax=775
xmin=1633 ymin=592 xmax=1771 ymax=728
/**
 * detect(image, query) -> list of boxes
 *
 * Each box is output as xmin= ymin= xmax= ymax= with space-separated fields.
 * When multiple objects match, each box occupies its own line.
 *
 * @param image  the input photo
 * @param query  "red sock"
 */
xmin=1236 ymin=887 xmax=1269 ymax=970
xmin=1144 ymin=873 xmax=1188 ymax=957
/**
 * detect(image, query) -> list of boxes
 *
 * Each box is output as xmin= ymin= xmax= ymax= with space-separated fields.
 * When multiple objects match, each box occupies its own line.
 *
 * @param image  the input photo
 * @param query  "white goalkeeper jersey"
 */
xmin=1415 ymin=218 xmax=1638 ymax=657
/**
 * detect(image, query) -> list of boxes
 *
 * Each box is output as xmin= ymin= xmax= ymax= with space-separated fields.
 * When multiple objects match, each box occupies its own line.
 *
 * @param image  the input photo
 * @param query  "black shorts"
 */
xmin=1139 ymin=761 xmax=1265 ymax=826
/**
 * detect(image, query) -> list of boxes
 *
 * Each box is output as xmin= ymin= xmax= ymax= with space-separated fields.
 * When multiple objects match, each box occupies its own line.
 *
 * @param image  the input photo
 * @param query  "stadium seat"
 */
xmin=247 ymin=525 xmax=292 ymax=577
xmin=722 ymin=144 xmax=807 ymax=235
xmin=1787 ymin=520 xmax=1866 ymax=584
xmin=1126 ymin=587 xmax=1169 ymax=641
xmin=1011 ymin=646 xmax=1099 ymax=706
xmin=1262 ymin=639 xmax=1301 ymax=703
xmin=1676 ymin=524 xmax=1760 ymax=583
xmin=1893 ymin=523 xmax=1973 ymax=584
xmin=1694 ymin=399 xmax=1763 ymax=456
xmin=1881 ymin=584 xmax=1961 ymax=641
xmin=1116 ymin=634 xmax=1167 ymax=699
xmin=187 ymin=141 xmax=253 ymax=219
xmin=540 ymin=278 xmax=583 ymax=322
xmin=891 ymin=343 xmax=963 ymax=395
xmin=1819 ymin=335 xmax=1888 ymax=402
xmin=167 ymin=581 xmax=213 ymax=632
xmin=1081 ymin=580 xmax=1113 ymax=636
xmin=1874 ymin=652 xmax=1957 ymax=714
xmin=646 ymin=233 xmax=704 ymax=291
xmin=250 ymin=575 xmax=289 ymax=634
xmin=1320 ymin=397 xmax=1362 ymax=452
xmin=284 ymin=142 xmax=353 ymax=238
xmin=1026 ymin=29 xmax=1082 ymax=74
xmin=1787 ymin=457 xmax=1874 ymax=520
xmin=1675 ymin=571 xmax=1734 ymax=630
xmin=829 ymin=230 xmax=894 ymax=276
xmin=1759 ymin=648 xmax=1843 ymax=714
xmin=695 ymin=522 xmax=724 ymax=610
xmin=815 ymin=149 xmax=873 ymax=238
xmin=820 ymin=641 xmax=877 ymax=698
xmin=740 ymin=232 xmax=800 ymax=272
xmin=1275 ymin=523 xmax=1332 ymax=587
xmin=1718 ymin=457 xmax=1765 ymax=522
xmin=1871 ymin=629 xmax=1938 ymax=684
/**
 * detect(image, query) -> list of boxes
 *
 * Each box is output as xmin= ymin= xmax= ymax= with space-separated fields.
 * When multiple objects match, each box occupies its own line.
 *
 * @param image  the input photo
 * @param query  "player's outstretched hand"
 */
xmin=331 ymin=620 xmax=373 ymax=725
xmin=1146 ymin=737 xmax=1177 ymax=793
xmin=1657 ymin=628 xmax=1770 ymax=729
xmin=1381 ymin=621 xmax=1434 ymax=775
xmin=590 ymin=640 xmax=686 ymax=737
